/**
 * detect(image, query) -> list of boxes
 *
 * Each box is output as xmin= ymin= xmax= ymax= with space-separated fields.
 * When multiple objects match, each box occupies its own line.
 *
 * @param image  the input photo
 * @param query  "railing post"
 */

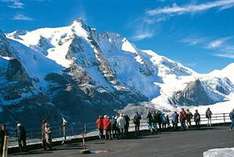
xmin=223 ymin=113 xmax=226 ymax=124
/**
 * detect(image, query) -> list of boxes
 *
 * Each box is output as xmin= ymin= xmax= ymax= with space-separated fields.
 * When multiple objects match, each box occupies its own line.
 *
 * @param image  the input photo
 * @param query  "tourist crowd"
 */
xmin=0 ymin=108 xmax=234 ymax=155
xmin=95 ymin=107 xmax=226 ymax=140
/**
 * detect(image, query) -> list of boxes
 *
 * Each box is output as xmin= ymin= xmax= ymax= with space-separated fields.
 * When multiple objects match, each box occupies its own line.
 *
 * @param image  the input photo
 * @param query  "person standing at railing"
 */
xmin=0 ymin=124 xmax=6 ymax=156
xmin=16 ymin=122 xmax=27 ymax=152
xmin=117 ymin=114 xmax=126 ymax=138
xmin=206 ymin=108 xmax=213 ymax=127
xmin=103 ymin=115 xmax=111 ymax=140
xmin=111 ymin=116 xmax=118 ymax=139
xmin=133 ymin=112 xmax=142 ymax=136
xmin=41 ymin=120 xmax=52 ymax=150
xmin=154 ymin=111 xmax=162 ymax=132
xmin=194 ymin=110 xmax=201 ymax=129
xmin=61 ymin=117 xmax=67 ymax=145
xmin=44 ymin=122 xmax=52 ymax=150
xmin=0 ymin=124 xmax=8 ymax=157
xmin=96 ymin=116 xmax=104 ymax=140
xmin=186 ymin=109 xmax=193 ymax=128
xmin=161 ymin=113 xmax=167 ymax=129
xmin=229 ymin=109 xmax=234 ymax=130
xmin=41 ymin=120 xmax=47 ymax=150
xmin=124 ymin=114 xmax=130 ymax=135
xmin=147 ymin=111 xmax=154 ymax=133
xmin=166 ymin=114 xmax=170 ymax=128
xmin=180 ymin=108 xmax=187 ymax=130
xmin=152 ymin=111 xmax=159 ymax=133
xmin=172 ymin=111 xmax=179 ymax=130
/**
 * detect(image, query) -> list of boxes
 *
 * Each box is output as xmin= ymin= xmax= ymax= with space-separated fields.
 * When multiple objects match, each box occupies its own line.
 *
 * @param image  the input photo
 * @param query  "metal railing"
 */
xmin=7 ymin=112 xmax=232 ymax=147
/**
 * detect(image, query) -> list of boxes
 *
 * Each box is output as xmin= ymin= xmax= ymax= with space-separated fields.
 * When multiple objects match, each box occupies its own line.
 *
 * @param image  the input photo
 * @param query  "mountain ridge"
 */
xmin=1 ymin=19 xmax=234 ymax=129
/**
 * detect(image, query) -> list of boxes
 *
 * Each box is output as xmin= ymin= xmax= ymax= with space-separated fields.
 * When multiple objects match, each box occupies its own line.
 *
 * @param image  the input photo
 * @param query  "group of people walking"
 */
xmin=96 ymin=112 xmax=142 ymax=140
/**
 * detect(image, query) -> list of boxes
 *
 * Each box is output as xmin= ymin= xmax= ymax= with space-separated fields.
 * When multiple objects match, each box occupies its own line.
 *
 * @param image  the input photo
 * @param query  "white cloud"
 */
xmin=215 ymin=53 xmax=234 ymax=59
xmin=1 ymin=0 xmax=24 ymax=9
xmin=146 ymin=0 xmax=234 ymax=16
xmin=181 ymin=35 xmax=234 ymax=59
xmin=181 ymin=36 xmax=207 ymax=46
xmin=12 ymin=14 xmax=33 ymax=21
xmin=207 ymin=37 xmax=232 ymax=49
xmin=132 ymin=31 xmax=155 ymax=41
xmin=131 ymin=18 xmax=156 ymax=41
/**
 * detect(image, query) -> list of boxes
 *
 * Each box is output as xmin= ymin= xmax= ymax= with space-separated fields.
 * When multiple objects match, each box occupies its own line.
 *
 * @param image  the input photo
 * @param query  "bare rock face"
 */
xmin=169 ymin=79 xmax=225 ymax=106
xmin=1 ymin=20 xmax=233 ymax=134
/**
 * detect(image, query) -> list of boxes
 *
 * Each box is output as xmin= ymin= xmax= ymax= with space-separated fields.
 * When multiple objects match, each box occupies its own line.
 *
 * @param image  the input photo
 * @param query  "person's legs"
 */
xmin=196 ymin=121 xmax=199 ymax=128
xmin=0 ymin=143 xmax=3 ymax=156
xmin=22 ymin=137 xmax=27 ymax=151
xmin=230 ymin=120 xmax=234 ymax=130
xmin=42 ymin=139 xmax=47 ymax=150
xmin=209 ymin=118 xmax=212 ymax=127
xmin=18 ymin=139 xmax=23 ymax=152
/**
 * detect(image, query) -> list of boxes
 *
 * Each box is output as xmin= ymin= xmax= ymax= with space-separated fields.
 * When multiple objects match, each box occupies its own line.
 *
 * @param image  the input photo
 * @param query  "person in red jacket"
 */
xmin=103 ymin=115 xmax=111 ymax=140
xmin=96 ymin=115 xmax=104 ymax=139
xmin=180 ymin=108 xmax=187 ymax=130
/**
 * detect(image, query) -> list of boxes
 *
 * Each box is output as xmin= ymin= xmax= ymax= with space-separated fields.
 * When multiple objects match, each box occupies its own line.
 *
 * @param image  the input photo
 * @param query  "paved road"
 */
xmin=9 ymin=126 xmax=234 ymax=157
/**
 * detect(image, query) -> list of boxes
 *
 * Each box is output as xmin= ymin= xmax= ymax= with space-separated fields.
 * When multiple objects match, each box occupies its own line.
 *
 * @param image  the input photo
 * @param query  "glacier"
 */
xmin=0 ymin=18 xmax=234 ymax=129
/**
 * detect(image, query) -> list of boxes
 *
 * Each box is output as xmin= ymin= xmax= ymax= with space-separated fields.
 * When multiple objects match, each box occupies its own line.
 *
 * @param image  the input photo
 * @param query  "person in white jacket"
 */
xmin=117 ymin=114 xmax=126 ymax=137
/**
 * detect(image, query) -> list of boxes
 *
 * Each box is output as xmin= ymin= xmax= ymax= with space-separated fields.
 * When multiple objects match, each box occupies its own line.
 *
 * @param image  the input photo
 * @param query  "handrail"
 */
xmin=7 ymin=112 xmax=232 ymax=147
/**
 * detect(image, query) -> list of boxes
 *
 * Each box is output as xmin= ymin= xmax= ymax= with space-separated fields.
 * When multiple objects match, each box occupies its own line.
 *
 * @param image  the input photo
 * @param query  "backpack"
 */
xmin=134 ymin=114 xmax=140 ymax=124
xmin=195 ymin=113 xmax=200 ymax=121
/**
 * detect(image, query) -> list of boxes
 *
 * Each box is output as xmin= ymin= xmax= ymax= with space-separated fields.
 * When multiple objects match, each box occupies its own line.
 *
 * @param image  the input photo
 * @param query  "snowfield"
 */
xmin=203 ymin=148 xmax=234 ymax=157
xmin=3 ymin=19 xmax=234 ymax=114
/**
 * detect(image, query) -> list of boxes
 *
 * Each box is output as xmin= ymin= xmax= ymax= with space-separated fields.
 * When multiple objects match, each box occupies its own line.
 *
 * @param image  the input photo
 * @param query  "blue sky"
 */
xmin=0 ymin=0 xmax=234 ymax=73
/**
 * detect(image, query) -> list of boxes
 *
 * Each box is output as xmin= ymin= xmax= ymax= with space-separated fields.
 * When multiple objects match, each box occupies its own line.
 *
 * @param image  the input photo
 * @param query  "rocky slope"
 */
xmin=0 ymin=19 xmax=234 ymax=131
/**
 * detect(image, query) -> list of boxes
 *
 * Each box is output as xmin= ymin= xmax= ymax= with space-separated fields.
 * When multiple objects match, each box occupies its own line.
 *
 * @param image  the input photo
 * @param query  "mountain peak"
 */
xmin=72 ymin=18 xmax=85 ymax=24
xmin=223 ymin=63 xmax=234 ymax=71
xmin=70 ymin=18 xmax=90 ymax=39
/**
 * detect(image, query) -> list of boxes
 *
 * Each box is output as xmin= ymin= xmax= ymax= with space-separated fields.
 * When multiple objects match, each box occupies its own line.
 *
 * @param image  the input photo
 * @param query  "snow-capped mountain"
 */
xmin=1 ymin=19 xmax=234 ymax=129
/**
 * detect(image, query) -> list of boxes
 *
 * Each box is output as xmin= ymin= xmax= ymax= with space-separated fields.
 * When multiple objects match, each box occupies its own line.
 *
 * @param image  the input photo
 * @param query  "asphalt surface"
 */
xmin=9 ymin=126 xmax=234 ymax=157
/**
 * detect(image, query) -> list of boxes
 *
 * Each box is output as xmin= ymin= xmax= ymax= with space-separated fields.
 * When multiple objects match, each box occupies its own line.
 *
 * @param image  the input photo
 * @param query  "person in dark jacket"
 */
xmin=124 ymin=114 xmax=130 ymax=135
xmin=229 ymin=109 xmax=234 ymax=130
xmin=206 ymin=108 xmax=213 ymax=127
xmin=154 ymin=111 xmax=162 ymax=131
xmin=166 ymin=114 xmax=170 ymax=128
xmin=186 ymin=109 xmax=193 ymax=128
xmin=16 ymin=122 xmax=27 ymax=152
xmin=172 ymin=111 xmax=179 ymax=130
xmin=147 ymin=111 xmax=154 ymax=133
xmin=0 ymin=124 xmax=6 ymax=156
xmin=180 ymin=108 xmax=187 ymax=130
xmin=111 ymin=116 xmax=118 ymax=139
xmin=194 ymin=110 xmax=201 ymax=129
xmin=0 ymin=124 xmax=7 ymax=155
xmin=152 ymin=111 xmax=158 ymax=133
xmin=133 ymin=112 xmax=141 ymax=135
